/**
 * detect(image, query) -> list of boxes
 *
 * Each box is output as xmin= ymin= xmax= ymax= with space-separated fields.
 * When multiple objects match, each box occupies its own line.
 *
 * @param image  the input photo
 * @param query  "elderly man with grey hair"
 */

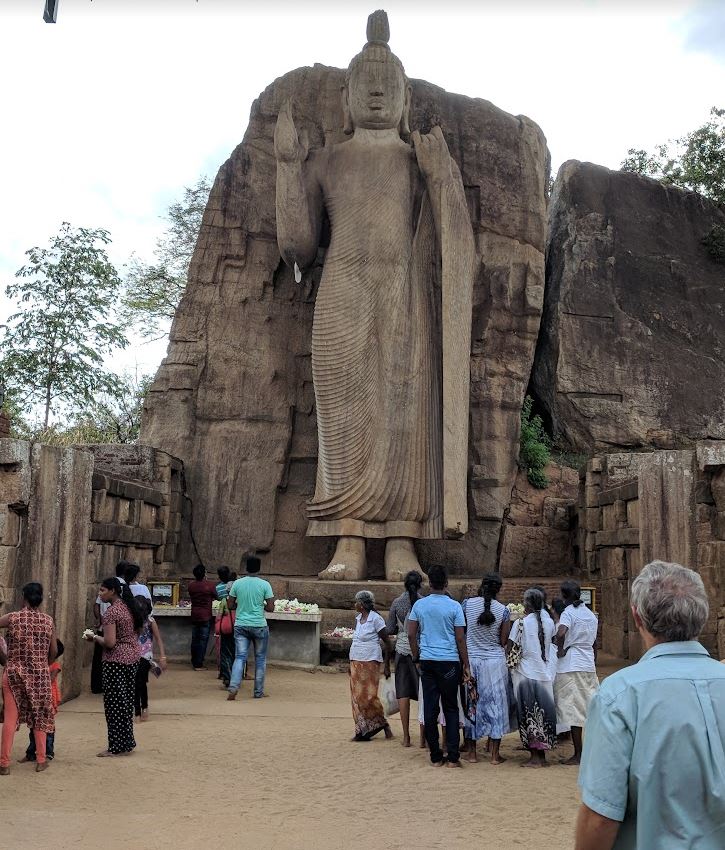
xmin=575 ymin=560 xmax=725 ymax=850
xmin=348 ymin=589 xmax=395 ymax=742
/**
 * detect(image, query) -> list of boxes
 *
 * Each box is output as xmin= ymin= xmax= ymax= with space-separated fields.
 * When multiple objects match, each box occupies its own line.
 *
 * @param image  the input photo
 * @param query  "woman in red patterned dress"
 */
xmin=0 ymin=582 xmax=58 ymax=774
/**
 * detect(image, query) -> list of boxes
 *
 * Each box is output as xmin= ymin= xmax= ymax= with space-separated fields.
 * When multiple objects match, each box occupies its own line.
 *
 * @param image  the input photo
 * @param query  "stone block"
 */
xmin=542 ymin=497 xmax=574 ymax=530
xmin=602 ymin=503 xmax=617 ymax=531
xmin=715 ymin=512 xmax=725 ymax=541
xmin=585 ymin=485 xmax=600 ymax=508
xmin=498 ymin=525 xmax=574 ymax=576
xmin=696 ymin=504 xmax=713 ymax=524
xmin=718 ymin=614 xmax=725 ymax=661
xmin=599 ymin=547 xmax=626 ymax=580
xmin=614 ymin=499 xmax=627 ymax=524
xmin=601 ymin=626 xmax=628 ymax=659
xmin=601 ymin=578 xmax=629 ymax=623
xmin=588 ymin=457 xmax=603 ymax=474
xmin=625 ymin=547 xmax=643 ymax=577
xmin=583 ymin=507 xmax=601 ymax=533
xmin=695 ymin=478 xmax=715 ymax=505
xmin=709 ymin=468 xmax=725 ymax=511
xmin=0 ymin=508 xmax=21 ymax=547
xmin=626 ymin=499 xmax=640 ymax=529
xmin=639 ymin=450 xmax=696 ymax=570
xmin=698 ymin=541 xmax=725 ymax=570
xmin=596 ymin=528 xmax=639 ymax=548
xmin=697 ymin=442 xmax=725 ymax=471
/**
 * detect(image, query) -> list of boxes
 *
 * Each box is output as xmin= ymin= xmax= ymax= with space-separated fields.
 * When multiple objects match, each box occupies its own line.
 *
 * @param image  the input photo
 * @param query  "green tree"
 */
xmin=621 ymin=106 xmax=725 ymax=204
xmin=123 ymin=176 xmax=211 ymax=337
xmin=519 ymin=395 xmax=551 ymax=489
xmin=0 ymin=223 xmax=128 ymax=429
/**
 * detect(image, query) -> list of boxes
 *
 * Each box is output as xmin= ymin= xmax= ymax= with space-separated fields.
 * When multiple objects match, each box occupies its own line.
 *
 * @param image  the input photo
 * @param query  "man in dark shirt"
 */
xmin=187 ymin=564 xmax=218 ymax=670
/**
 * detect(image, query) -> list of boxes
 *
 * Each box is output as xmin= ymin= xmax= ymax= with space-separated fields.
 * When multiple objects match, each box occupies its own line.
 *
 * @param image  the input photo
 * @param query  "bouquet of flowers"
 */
xmin=273 ymin=598 xmax=320 ymax=615
xmin=506 ymin=602 xmax=525 ymax=616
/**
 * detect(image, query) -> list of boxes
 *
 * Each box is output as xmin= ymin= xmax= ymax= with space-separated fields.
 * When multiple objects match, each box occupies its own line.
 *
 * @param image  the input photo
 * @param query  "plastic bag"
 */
xmin=379 ymin=675 xmax=399 ymax=716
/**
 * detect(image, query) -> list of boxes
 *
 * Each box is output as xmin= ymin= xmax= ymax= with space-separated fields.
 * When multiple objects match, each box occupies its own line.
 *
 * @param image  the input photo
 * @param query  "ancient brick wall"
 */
xmin=579 ymin=443 xmax=725 ymax=660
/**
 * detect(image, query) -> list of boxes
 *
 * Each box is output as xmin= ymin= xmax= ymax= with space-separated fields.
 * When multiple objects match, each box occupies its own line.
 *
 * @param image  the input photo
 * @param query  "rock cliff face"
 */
xmin=141 ymin=65 xmax=549 ymax=575
xmin=534 ymin=160 xmax=725 ymax=452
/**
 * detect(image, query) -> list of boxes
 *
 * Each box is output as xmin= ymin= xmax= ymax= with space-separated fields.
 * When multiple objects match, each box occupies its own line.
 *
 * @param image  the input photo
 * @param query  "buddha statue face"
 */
xmin=344 ymin=56 xmax=411 ymax=133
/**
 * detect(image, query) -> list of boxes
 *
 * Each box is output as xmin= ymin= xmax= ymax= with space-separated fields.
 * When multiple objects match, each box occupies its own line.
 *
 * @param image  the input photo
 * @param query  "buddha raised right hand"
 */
xmin=274 ymin=100 xmax=309 ymax=164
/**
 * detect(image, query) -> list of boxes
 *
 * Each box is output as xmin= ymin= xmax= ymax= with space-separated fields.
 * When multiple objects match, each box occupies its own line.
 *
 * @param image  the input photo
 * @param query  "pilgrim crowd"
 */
xmin=0 ymin=554 xmax=723 ymax=849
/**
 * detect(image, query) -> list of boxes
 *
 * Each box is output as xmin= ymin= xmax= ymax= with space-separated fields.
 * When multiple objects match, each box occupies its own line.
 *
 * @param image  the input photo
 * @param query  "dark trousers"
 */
xmin=420 ymin=660 xmax=462 ymax=764
xmin=102 ymin=661 xmax=137 ymax=754
xmin=26 ymin=730 xmax=55 ymax=761
xmin=90 ymin=636 xmax=104 ymax=694
xmin=134 ymin=657 xmax=151 ymax=716
xmin=190 ymin=619 xmax=213 ymax=668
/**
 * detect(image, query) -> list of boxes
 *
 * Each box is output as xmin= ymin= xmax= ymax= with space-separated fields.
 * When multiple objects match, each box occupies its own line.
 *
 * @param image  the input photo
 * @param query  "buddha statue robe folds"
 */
xmin=275 ymin=10 xmax=476 ymax=580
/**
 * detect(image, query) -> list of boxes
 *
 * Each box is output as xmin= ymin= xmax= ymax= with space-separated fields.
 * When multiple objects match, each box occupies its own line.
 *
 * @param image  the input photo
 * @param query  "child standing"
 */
xmin=22 ymin=639 xmax=63 ymax=762
xmin=135 ymin=598 xmax=166 ymax=721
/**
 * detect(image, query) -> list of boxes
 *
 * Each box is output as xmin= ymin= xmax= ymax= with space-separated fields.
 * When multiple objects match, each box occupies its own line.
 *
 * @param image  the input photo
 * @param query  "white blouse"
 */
xmin=349 ymin=611 xmax=385 ymax=662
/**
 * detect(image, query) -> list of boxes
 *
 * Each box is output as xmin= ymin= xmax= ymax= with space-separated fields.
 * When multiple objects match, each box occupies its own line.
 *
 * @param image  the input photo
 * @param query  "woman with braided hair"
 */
xmin=462 ymin=573 xmax=512 ymax=764
xmin=386 ymin=570 xmax=423 ymax=747
xmin=506 ymin=587 xmax=557 ymax=766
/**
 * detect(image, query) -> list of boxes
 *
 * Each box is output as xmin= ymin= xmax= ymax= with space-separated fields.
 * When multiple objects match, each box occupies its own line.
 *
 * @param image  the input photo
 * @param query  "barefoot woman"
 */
xmin=349 ymin=591 xmax=394 ymax=742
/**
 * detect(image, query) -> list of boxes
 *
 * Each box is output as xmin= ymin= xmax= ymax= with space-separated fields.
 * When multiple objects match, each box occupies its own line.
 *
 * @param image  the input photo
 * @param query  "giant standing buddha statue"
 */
xmin=275 ymin=10 xmax=477 ymax=581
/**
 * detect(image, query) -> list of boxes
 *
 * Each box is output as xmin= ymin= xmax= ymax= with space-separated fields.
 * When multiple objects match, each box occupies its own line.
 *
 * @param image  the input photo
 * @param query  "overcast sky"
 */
xmin=1 ymin=0 xmax=724 ymax=379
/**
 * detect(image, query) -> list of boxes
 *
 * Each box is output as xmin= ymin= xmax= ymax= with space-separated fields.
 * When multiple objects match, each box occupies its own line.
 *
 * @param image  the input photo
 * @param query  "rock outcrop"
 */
xmin=533 ymin=160 xmax=725 ymax=453
xmin=141 ymin=65 xmax=549 ymax=575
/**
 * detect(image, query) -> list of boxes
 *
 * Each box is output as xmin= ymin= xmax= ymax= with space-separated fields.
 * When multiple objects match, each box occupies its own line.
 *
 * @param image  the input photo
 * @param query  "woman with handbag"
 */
xmin=462 ymin=573 xmax=512 ymax=765
xmin=216 ymin=598 xmax=236 ymax=689
xmin=506 ymin=587 xmax=557 ymax=767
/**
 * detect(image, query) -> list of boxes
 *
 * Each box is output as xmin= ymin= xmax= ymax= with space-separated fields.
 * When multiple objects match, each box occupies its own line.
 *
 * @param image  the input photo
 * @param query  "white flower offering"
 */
xmin=273 ymin=598 xmax=320 ymax=615
xmin=506 ymin=603 xmax=525 ymax=616
xmin=83 ymin=628 xmax=95 ymax=640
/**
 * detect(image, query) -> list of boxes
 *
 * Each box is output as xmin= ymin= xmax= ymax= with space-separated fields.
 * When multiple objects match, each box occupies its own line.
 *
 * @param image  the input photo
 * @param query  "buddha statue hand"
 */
xmin=411 ymin=125 xmax=453 ymax=187
xmin=274 ymin=100 xmax=309 ymax=164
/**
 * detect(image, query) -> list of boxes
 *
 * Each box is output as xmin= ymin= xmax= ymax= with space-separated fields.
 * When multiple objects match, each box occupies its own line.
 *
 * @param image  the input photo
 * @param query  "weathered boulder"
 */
xmin=533 ymin=160 xmax=725 ymax=452
xmin=141 ymin=64 xmax=548 ymax=575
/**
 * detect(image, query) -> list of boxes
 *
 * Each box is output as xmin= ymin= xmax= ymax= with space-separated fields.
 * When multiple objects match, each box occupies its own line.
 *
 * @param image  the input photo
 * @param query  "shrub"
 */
xmin=519 ymin=395 xmax=551 ymax=489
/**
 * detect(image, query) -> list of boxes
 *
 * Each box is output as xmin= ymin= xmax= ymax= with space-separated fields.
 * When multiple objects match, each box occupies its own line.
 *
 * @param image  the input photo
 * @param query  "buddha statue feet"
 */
xmin=318 ymin=536 xmax=367 ymax=581
xmin=384 ymin=537 xmax=421 ymax=582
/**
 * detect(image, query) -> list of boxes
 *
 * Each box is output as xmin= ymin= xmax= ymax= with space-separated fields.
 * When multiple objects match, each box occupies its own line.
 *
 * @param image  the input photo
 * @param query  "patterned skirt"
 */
xmin=512 ymin=671 xmax=557 ymax=751
xmin=464 ymin=655 xmax=512 ymax=741
xmin=349 ymin=661 xmax=388 ymax=740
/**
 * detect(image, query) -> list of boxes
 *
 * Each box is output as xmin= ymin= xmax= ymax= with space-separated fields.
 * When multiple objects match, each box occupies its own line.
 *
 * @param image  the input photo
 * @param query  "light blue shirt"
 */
xmin=579 ymin=641 xmax=725 ymax=850
xmin=408 ymin=594 xmax=465 ymax=661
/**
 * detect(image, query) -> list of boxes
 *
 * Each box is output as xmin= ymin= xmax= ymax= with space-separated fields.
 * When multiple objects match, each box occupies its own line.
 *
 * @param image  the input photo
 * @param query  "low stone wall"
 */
xmin=579 ymin=443 xmax=725 ymax=659
xmin=0 ymin=440 xmax=93 ymax=700
xmin=0 ymin=440 xmax=186 ymax=701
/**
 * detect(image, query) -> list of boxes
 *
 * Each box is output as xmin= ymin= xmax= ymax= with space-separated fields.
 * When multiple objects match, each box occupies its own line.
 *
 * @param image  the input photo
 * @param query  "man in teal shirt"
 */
xmin=576 ymin=560 xmax=725 ymax=850
xmin=226 ymin=556 xmax=274 ymax=700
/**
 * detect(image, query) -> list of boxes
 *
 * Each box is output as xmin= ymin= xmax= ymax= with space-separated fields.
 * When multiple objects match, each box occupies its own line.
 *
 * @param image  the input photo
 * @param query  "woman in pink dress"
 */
xmin=0 ymin=582 xmax=58 ymax=774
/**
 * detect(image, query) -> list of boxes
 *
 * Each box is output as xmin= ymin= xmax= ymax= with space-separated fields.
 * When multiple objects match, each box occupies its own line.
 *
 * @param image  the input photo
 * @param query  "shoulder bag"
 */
xmin=506 ymin=617 xmax=525 ymax=670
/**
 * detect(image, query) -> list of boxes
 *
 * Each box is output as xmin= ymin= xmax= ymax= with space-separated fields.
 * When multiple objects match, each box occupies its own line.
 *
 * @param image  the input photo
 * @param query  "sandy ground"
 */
xmin=0 ymin=661 xmax=620 ymax=850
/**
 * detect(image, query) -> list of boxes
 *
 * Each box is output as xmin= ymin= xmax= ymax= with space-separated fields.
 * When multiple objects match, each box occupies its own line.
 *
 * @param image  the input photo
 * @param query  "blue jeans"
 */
xmin=190 ymin=619 xmax=213 ymax=669
xmin=229 ymin=625 xmax=269 ymax=697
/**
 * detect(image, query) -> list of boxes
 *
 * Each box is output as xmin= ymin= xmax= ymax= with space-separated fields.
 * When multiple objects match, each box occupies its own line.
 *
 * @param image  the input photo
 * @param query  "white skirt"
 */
xmin=554 ymin=671 xmax=599 ymax=727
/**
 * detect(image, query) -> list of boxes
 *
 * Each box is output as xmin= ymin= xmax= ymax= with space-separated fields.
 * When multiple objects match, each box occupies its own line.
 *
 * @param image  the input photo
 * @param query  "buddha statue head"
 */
xmin=343 ymin=10 xmax=412 ymax=137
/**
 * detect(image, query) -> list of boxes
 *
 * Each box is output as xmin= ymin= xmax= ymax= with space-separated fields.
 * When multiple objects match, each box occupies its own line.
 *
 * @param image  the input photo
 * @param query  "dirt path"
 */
xmin=0 ymin=665 xmax=584 ymax=849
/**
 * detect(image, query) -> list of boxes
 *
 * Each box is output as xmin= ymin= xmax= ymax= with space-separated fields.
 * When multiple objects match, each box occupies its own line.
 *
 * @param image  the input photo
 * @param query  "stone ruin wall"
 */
xmin=579 ymin=443 xmax=725 ymax=660
xmin=0 ymin=440 xmax=183 ymax=700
